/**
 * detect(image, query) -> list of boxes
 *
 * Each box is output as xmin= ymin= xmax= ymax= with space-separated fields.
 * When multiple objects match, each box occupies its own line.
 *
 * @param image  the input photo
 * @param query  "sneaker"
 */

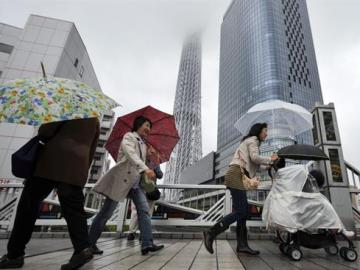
xmin=61 ymin=248 xmax=93 ymax=270
xmin=127 ymin=233 xmax=136 ymax=241
xmin=0 ymin=254 xmax=24 ymax=269
xmin=91 ymin=245 xmax=103 ymax=255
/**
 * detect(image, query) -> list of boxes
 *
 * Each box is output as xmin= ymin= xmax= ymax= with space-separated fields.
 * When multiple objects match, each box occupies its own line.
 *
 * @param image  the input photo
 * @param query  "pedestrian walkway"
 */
xmin=0 ymin=238 xmax=359 ymax=269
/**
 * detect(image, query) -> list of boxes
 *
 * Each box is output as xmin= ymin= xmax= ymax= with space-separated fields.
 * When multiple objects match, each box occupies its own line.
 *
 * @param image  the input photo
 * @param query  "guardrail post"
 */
xmin=224 ymin=189 xmax=232 ymax=216
xmin=223 ymin=189 xmax=232 ymax=232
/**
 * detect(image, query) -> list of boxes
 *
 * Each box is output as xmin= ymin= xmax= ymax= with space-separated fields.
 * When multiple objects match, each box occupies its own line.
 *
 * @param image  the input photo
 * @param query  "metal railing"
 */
xmin=0 ymin=183 xmax=268 ymax=232
xmin=1 ymin=176 xmax=359 ymax=233
xmin=345 ymin=161 xmax=360 ymax=216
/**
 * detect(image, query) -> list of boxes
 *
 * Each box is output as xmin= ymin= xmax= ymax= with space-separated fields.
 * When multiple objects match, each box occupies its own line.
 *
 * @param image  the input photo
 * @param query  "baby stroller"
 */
xmin=262 ymin=144 xmax=358 ymax=262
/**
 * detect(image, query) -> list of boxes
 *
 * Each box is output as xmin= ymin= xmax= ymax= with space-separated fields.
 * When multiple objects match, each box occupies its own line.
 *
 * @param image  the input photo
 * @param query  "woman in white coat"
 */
xmin=89 ymin=116 xmax=164 ymax=255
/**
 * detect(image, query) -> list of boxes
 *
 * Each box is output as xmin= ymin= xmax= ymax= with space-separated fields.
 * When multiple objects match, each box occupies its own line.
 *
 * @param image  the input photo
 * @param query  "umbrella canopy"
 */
xmin=234 ymin=100 xmax=313 ymax=137
xmin=278 ymin=144 xmax=329 ymax=160
xmin=105 ymin=106 xmax=180 ymax=164
xmin=0 ymin=77 xmax=119 ymax=125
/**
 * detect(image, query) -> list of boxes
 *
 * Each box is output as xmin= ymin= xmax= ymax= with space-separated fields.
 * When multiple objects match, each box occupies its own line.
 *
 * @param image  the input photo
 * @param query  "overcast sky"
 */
xmin=1 ymin=0 xmax=359 ymax=170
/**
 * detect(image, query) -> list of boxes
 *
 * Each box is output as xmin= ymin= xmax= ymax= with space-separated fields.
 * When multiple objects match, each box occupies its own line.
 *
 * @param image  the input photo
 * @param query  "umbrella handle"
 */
xmin=41 ymin=62 xmax=47 ymax=79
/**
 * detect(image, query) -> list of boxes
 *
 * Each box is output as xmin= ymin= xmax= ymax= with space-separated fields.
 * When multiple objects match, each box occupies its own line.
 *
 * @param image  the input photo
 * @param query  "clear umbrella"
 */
xmin=234 ymin=100 xmax=313 ymax=137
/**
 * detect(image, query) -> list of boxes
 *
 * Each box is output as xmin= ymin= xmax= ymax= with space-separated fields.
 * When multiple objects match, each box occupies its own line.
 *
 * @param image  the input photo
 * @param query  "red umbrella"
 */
xmin=105 ymin=106 xmax=180 ymax=164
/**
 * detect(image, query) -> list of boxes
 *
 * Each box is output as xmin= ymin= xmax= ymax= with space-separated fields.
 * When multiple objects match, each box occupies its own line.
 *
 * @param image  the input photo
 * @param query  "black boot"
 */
xmin=0 ymin=255 xmax=24 ymax=269
xmin=203 ymin=220 xmax=229 ymax=254
xmin=127 ymin=233 xmax=136 ymax=241
xmin=236 ymin=222 xmax=260 ymax=255
xmin=90 ymin=244 xmax=103 ymax=255
xmin=61 ymin=248 xmax=93 ymax=270
xmin=141 ymin=244 xmax=165 ymax=255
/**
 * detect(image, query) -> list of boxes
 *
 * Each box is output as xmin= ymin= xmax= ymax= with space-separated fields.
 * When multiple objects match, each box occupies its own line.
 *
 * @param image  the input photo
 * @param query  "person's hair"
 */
xmin=132 ymin=116 xmax=152 ymax=132
xmin=309 ymin=169 xmax=325 ymax=188
xmin=273 ymin=157 xmax=286 ymax=171
xmin=241 ymin=123 xmax=268 ymax=143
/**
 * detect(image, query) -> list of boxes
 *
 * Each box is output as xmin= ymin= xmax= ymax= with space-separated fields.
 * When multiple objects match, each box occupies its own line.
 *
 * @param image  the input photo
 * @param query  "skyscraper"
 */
xmin=216 ymin=0 xmax=324 ymax=179
xmin=164 ymin=35 xmax=202 ymax=201
xmin=0 ymin=15 xmax=113 ymax=185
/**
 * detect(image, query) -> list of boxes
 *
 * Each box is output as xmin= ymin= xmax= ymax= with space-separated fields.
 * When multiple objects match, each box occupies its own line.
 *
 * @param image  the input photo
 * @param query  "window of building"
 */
xmin=74 ymin=58 xmax=79 ymax=68
xmin=323 ymin=111 xmax=337 ymax=141
xmin=90 ymin=168 xmax=98 ymax=175
xmin=312 ymin=115 xmax=319 ymax=145
xmin=328 ymin=148 xmax=343 ymax=183
xmin=97 ymin=139 xmax=106 ymax=147
xmin=0 ymin=43 xmax=14 ymax=54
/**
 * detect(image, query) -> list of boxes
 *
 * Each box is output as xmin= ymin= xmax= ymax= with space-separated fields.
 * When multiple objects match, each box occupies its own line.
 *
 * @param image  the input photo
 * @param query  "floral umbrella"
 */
xmin=0 ymin=76 xmax=119 ymax=125
xmin=105 ymin=105 xmax=180 ymax=164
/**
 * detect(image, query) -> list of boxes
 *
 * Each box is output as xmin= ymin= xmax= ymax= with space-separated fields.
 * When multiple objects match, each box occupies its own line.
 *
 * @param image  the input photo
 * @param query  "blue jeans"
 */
xmin=89 ymin=188 xmax=153 ymax=248
xmin=222 ymin=188 xmax=249 ymax=227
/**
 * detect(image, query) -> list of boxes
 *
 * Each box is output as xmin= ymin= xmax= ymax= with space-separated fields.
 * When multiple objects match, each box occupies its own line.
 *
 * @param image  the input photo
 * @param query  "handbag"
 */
xmin=11 ymin=135 xmax=45 ymax=178
xmin=11 ymin=121 xmax=64 ymax=179
xmin=224 ymin=165 xmax=259 ymax=190
xmin=146 ymin=187 xmax=161 ymax=201
xmin=140 ymin=172 xmax=157 ymax=193
xmin=137 ymin=142 xmax=157 ymax=193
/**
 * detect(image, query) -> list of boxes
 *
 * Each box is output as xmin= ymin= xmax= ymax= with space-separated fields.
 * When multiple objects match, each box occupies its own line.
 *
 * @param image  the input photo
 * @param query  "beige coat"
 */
xmin=93 ymin=132 xmax=149 ymax=202
xmin=229 ymin=136 xmax=271 ymax=177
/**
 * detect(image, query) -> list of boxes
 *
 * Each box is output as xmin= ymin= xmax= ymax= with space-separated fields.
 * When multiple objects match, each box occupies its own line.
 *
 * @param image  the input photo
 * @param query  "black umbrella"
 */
xmin=277 ymin=144 xmax=329 ymax=160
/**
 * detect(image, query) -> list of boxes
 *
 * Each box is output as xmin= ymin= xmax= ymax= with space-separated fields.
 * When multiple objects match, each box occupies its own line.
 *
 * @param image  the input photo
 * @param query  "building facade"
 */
xmin=0 ymin=15 xmax=113 ymax=185
xmin=164 ymin=35 xmax=202 ymax=201
xmin=216 ymin=0 xmax=324 ymax=180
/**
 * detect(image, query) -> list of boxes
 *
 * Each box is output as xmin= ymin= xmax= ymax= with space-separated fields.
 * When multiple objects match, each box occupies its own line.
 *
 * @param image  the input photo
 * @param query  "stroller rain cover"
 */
xmin=262 ymin=164 xmax=344 ymax=233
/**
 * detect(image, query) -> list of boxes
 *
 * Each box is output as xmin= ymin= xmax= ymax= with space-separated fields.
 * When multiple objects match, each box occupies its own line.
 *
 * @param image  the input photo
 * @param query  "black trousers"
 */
xmin=7 ymin=177 xmax=89 ymax=258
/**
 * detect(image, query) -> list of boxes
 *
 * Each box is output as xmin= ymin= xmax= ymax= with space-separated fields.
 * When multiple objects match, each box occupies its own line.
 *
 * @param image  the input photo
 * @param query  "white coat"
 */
xmin=93 ymin=132 xmax=149 ymax=201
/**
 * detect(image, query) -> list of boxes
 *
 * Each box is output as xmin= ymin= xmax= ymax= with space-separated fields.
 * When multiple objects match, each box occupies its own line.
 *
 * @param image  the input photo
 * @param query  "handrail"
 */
xmin=0 ymin=197 xmax=17 ymax=213
xmin=345 ymin=161 xmax=360 ymax=175
xmin=352 ymin=207 xmax=360 ymax=224
xmin=0 ymin=183 xmax=272 ymax=191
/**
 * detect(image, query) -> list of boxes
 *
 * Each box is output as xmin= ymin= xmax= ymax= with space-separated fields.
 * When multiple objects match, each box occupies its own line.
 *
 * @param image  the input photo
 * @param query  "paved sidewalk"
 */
xmin=0 ymin=238 xmax=359 ymax=269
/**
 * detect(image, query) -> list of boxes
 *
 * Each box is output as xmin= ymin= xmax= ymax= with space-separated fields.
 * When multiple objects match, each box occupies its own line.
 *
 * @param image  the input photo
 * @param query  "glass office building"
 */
xmin=216 ymin=0 xmax=324 ymax=179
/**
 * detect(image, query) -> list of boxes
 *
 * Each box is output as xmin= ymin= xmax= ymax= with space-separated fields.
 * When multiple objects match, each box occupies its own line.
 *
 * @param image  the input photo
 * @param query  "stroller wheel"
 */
xmin=340 ymin=248 xmax=358 ymax=262
xmin=324 ymin=245 xmax=338 ymax=256
xmin=340 ymin=247 xmax=347 ymax=258
xmin=279 ymin=243 xmax=287 ymax=255
xmin=288 ymin=247 xmax=302 ymax=261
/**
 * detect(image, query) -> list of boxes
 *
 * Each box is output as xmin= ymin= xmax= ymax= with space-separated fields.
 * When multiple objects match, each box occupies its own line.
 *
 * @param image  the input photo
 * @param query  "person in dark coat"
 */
xmin=0 ymin=117 xmax=100 ymax=270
